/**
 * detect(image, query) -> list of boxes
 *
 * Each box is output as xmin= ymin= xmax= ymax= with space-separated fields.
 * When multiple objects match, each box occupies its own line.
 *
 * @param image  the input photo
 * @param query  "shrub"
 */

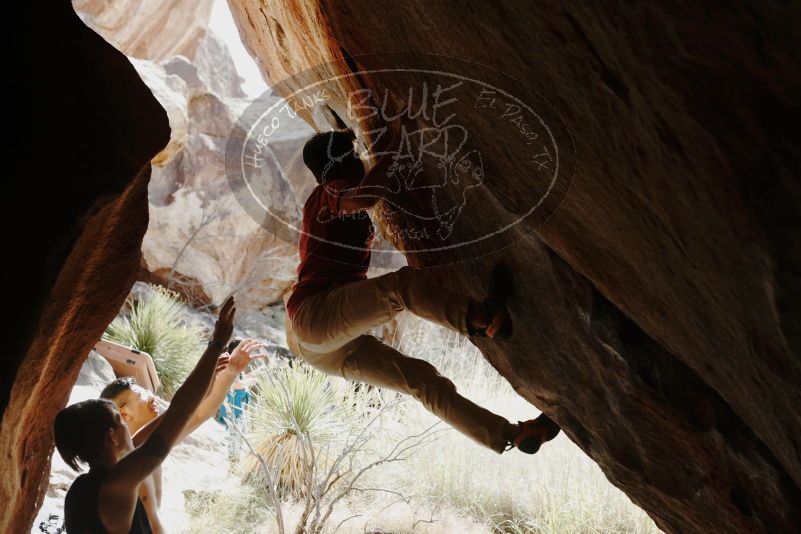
xmin=241 ymin=359 xmax=437 ymax=534
xmin=243 ymin=361 xmax=349 ymax=497
xmin=104 ymin=284 xmax=202 ymax=398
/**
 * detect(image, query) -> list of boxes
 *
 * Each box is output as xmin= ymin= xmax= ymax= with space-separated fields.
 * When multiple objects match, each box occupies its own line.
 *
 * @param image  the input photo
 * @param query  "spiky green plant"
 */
xmin=244 ymin=361 xmax=350 ymax=497
xmin=104 ymin=285 xmax=202 ymax=398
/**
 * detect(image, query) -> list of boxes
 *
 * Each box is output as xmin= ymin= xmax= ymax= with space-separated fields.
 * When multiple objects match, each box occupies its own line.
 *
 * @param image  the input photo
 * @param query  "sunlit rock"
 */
xmin=73 ymin=0 xmax=215 ymax=60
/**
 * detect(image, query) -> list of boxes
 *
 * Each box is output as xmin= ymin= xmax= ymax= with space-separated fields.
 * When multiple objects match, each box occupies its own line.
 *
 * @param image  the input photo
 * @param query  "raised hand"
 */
xmin=227 ymin=338 xmax=266 ymax=374
xmin=211 ymin=296 xmax=236 ymax=350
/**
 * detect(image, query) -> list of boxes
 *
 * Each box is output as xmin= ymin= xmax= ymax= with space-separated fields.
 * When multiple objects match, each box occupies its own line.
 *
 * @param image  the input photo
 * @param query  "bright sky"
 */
xmin=209 ymin=0 xmax=269 ymax=97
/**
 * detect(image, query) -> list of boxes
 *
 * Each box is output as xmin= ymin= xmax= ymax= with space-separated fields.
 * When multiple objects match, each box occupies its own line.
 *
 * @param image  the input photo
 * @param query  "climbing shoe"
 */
xmin=513 ymin=413 xmax=561 ymax=454
xmin=468 ymin=263 xmax=514 ymax=340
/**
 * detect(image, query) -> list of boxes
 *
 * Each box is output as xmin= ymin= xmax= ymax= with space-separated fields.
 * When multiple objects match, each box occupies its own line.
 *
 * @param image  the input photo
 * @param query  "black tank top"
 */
xmin=64 ymin=469 xmax=152 ymax=534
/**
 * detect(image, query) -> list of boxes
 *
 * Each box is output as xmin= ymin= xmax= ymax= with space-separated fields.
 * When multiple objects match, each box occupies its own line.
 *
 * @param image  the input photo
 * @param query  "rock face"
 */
xmin=226 ymin=1 xmax=801 ymax=533
xmin=73 ymin=0 xmax=215 ymax=61
xmin=2 ymin=2 xmax=169 ymax=532
xmin=132 ymin=46 xmax=314 ymax=310
xmin=75 ymin=0 xmax=311 ymax=310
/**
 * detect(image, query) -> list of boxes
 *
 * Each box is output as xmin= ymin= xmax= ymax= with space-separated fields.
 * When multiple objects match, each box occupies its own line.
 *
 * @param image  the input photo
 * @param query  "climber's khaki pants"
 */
xmin=287 ymin=267 xmax=510 ymax=453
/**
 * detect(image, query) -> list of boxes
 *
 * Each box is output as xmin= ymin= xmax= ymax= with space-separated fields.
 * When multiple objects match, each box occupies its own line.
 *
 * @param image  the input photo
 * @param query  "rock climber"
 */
xmin=284 ymin=118 xmax=561 ymax=455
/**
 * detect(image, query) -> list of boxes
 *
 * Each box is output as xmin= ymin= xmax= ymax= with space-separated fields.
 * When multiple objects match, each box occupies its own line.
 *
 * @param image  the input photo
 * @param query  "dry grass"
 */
xmin=376 ymin=316 xmax=662 ymax=534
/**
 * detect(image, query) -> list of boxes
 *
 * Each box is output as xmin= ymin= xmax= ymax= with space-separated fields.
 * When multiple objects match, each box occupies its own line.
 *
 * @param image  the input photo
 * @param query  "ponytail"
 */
xmin=54 ymin=399 xmax=117 ymax=471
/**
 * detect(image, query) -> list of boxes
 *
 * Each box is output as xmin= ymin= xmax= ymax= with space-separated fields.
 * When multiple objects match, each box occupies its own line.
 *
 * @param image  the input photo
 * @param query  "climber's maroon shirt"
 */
xmin=286 ymin=179 xmax=374 ymax=319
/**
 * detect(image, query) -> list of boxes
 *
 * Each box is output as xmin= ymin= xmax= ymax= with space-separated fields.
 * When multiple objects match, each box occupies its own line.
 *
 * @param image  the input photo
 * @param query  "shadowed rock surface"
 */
xmin=225 ymin=1 xmax=801 ymax=532
xmin=2 ymin=3 xmax=169 ymax=532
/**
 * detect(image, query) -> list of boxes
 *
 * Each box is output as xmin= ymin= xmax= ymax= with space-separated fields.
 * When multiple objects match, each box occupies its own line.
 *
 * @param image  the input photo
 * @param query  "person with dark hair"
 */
xmin=301 ymin=129 xmax=362 ymax=186
xmin=53 ymin=297 xmax=237 ymax=534
xmin=286 ymin=121 xmax=560 ymax=456
xmin=99 ymin=377 xmax=135 ymax=402
xmin=95 ymin=338 xmax=263 ymax=528
xmin=98 ymin=378 xmax=164 ymax=436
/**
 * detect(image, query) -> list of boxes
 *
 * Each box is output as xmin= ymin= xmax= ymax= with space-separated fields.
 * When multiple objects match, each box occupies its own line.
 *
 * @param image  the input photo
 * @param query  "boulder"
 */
xmin=226 ymin=1 xmax=801 ymax=532
xmin=130 ymin=58 xmax=189 ymax=166
xmin=74 ymin=351 xmax=117 ymax=389
xmin=194 ymin=31 xmax=247 ymax=99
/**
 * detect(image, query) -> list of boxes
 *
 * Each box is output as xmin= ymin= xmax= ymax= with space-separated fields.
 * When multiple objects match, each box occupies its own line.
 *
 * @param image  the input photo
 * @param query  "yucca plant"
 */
xmin=243 ymin=361 xmax=349 ymax=497
xmin=104 ymin=284 xmax=202 ymax=398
